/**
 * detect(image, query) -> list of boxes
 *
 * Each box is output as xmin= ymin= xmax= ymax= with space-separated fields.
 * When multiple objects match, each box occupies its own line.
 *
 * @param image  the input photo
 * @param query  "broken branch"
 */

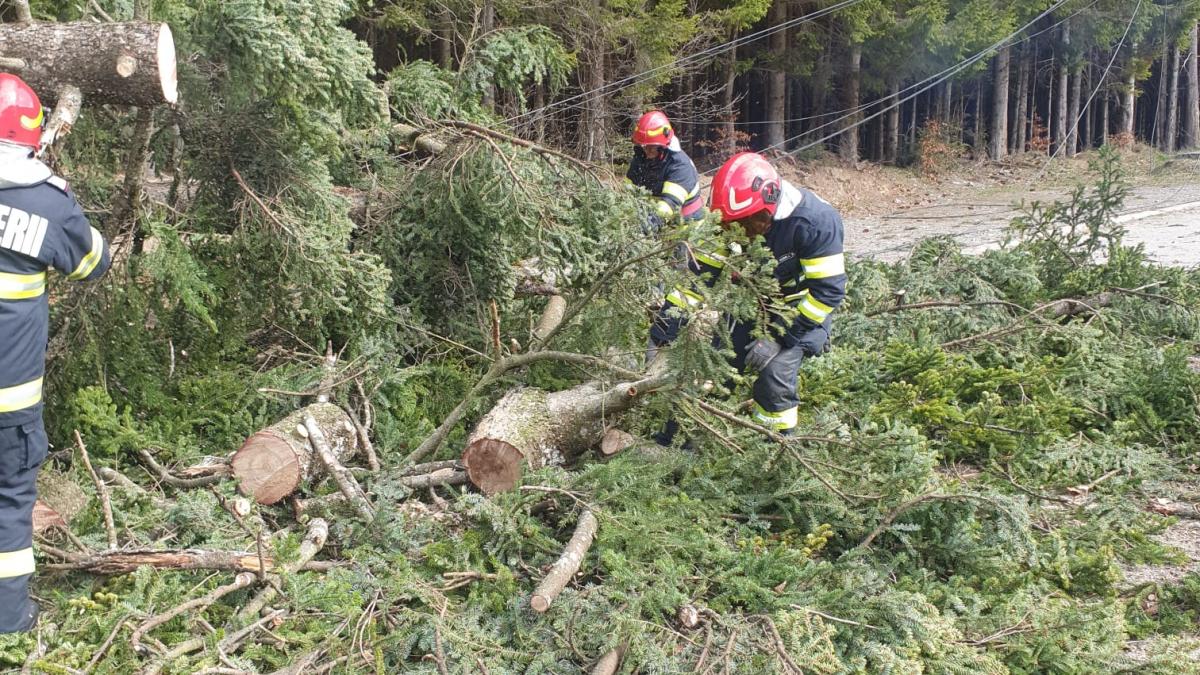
xmin=530 ymin=509 xmax=598 ymax=613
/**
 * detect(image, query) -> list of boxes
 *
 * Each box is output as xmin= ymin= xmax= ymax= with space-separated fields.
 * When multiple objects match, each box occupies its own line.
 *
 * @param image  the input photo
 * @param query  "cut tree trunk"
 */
xmin=1188 ymin=25 xmax=1200 ymax=148
xmin=991 ymin=45 xmax=1010 ymax=159
xmin=462 ymin=372 xmax=671 ymax=494
xmin=231 ymin=403 xmax=358 ymax=504
xmin=0 ymin=21 xmax=177 ymax=106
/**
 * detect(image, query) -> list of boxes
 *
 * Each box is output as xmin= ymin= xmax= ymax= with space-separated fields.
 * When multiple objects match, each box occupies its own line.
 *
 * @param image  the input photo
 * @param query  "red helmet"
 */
xmin=633 ymin=110 xmax=674 ymax=148
xmin=709 ymin=152 xmax=782 ymax=222
xmin=0 ymin=74 xmax=43 ymax=149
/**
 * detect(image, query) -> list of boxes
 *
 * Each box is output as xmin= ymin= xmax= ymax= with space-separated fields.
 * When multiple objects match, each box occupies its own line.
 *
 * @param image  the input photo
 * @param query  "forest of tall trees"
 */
xmin=352 ymin=0 xmax=1200 ymax=166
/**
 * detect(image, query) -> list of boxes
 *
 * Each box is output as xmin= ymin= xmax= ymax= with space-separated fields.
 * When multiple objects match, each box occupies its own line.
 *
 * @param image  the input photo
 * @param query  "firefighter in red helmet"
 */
xmin=0 ymin=73 xmax=111 ymax=631
xmin=627 ymin=110 xmax=705 ymax=228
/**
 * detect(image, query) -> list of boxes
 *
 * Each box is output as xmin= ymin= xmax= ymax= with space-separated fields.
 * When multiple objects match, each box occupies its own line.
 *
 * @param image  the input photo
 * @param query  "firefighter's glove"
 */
xmin=744 ymin=339 xmax=782 ymax=372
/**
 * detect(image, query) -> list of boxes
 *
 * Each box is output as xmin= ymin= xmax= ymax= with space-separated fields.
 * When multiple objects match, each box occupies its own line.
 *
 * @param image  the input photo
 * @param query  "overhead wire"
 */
xmin=503 ymin=0 xmax=870 ymax=125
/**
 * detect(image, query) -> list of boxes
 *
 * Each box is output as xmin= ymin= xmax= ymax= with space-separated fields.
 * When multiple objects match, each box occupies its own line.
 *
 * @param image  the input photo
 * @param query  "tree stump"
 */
xmin=231 ymin=403 xmax=358 ymax=504
xmin=0 ymin=21 xmax=178 ymax=106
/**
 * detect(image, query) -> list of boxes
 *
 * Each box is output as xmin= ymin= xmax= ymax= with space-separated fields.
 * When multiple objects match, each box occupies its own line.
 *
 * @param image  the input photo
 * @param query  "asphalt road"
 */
xmin=853 ymin=182 xmax=1200 ymax=267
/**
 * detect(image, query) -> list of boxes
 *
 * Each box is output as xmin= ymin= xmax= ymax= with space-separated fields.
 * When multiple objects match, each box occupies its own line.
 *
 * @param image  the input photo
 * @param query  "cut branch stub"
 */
xmin=231 ymin=403 xmax=357 ymax=504
xmin=0 ymin=21 xmax=178 ymax=106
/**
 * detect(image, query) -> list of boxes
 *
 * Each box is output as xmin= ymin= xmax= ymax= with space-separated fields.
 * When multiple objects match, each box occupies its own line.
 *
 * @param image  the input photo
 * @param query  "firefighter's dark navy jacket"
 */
xmin=763 ymin=182 xmax=847 ymax=354
xmin=626 ymin=145 xmax=704 ymax=219
xmin=0 ymin=174 xmax=111 ymax=427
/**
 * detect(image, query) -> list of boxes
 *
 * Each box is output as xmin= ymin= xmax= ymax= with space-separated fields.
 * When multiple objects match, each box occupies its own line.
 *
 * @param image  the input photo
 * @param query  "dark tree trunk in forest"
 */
xmin=0 ymin=21 xmax=177 ymax=106
xmin=991 ymin=45 xmax=1010 ymax=159
xmin=1156 ymin=42 xmax=1170 ymax=149
xmin=1067 ymin=62 xmax=1082 ymax=156
xmin=438 ymin=9 xmax=454 ymax=69
xmin=1167 ymin=45 xmax=1181 ymax=152
xmin=722 ymin=43 xmax=737 ymax=155
xmin=1055 ymin=20 xmax=1070 ymax=153
xmin=885 ymin=81 xmax=900 ymax=163
xmin=808 ymin=50 xmax=831 ymax=147
xmin=1013 ymin=46 xmax=1031 ymax=153
xmin=764 ymin=0 xmax=787 ymax=150
xmin=231 ymin=403 xmax=358 ymax=505
xmin=1101 ymin=92 xmax=1110 ymax=144
xmin=1188 ymin=25 xmax=1200 ymax=148
xmin=839 ymin=41 xmax=862 ymax=161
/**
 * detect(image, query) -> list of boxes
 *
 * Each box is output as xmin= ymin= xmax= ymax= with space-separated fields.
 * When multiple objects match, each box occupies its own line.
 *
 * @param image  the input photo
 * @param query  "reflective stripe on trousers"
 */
xmin=0 ymin=421 xmax=46 ymax=632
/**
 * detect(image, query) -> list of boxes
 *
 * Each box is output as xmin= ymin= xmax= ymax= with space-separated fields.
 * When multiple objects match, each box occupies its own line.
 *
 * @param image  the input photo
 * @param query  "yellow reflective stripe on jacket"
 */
xmin=655 ymin=199 xmax=675 ymax=218
xmin=661 ymin=181 xmax=690 ymax=204
xmin=0 ymin=548 xmax=35 ymax=579
xmin=666 ymin=288 xmax=704 ymax=308
xmin=694 ymin=250 xmax=726 ymax=269
xmin=0 ymin=271 xmax=46 ymax=300
xmin=68 ymin=227 xmax=105 ymax=280
xmin=0 ymin=378 xmax=43 ymax=413
xmin=753 ymin=404 xmax=798 ymax=431
xmin=801 ymin=253 xmax=846 ymax=279
xmin=797 ymin=294 xmax=835 ymax=323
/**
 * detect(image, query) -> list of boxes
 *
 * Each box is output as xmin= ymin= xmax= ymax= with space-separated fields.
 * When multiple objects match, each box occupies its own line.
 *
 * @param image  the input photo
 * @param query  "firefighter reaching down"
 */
xmin=652 ymin=151 xmax=846 ymax=436
xmin=0 ymin=73 xmax=111 ymax=632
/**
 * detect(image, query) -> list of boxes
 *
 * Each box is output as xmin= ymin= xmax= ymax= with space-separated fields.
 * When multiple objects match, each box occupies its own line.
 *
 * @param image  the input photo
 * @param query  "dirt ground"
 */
xmin=777 ymin=146 xmax=1200 ymax=266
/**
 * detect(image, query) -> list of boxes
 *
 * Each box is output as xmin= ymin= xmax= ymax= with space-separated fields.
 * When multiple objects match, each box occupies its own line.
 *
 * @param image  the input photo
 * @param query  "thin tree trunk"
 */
xmin=1122 ymin=44 xmax=1138 ymax=137
xmin=1067 ymin=62 xmax=1082 ymax=156
xmin=1013 ymin=45 xmax=1031 ymax=153
xmin=438 ymin=10 xmax=454 ymax=69
xmin=1188 ymin=25 xmax=1200 ymax=148
xmin=581 ymin=43 xmax=607 ymax=162
xmin=1156 ymin=41 xmax=1170 ymax=148
xmin=1055 ymin=19 xmax=1070 ymax=153
xmin=764 ymin=0 xmax=787 ymax=150
xmin=1101 ymin=91 xmax=1111 ymax=145
xmin=839 ymin=41 xmax=862 ymax=162
xmin=991 ymin=45 xmax=1010 ymax=159
xmin=885 ymin=81 xmax=900 ymax=163
xmin=1168 ymin=45 xmax=1181 ymax=152
xmin=722 ymin=42 xmax=737 ymax=155
xmin=807 ymin=49 xmax=831 ymax=147
xmin=1082 ymin=63 xmax=1093 ymax=151
xmin=972 ymin=83 xmax=984 ymax=157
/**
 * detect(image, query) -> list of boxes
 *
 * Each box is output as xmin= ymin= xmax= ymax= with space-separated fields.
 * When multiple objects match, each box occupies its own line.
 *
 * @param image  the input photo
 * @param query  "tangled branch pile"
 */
xmin=5 ymin=1 xmax=1200 ymax=673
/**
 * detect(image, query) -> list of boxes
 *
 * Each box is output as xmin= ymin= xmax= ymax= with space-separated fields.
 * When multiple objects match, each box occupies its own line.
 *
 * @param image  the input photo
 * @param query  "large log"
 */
xmin=0 ymin=21 xmax=178 ymax=106
xmin=231 ymin=403 xmax=358 ymax=504
xmin=462 ymin=371 xmax=671 ymax=494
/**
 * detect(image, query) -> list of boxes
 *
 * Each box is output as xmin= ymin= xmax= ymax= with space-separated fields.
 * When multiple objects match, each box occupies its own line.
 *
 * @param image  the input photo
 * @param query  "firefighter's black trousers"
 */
xmin=0 ymin=420 xmax=45 ymax=632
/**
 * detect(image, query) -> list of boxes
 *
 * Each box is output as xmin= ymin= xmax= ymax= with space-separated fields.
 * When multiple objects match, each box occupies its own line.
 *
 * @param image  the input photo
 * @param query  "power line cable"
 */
xmin=504 ymin=0 xmax=869 ymax=125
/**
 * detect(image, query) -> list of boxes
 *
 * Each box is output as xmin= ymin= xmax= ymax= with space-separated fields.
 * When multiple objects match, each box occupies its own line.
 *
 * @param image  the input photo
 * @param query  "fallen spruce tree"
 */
xmin=15 ymin=15 xmax=1200 ymax=668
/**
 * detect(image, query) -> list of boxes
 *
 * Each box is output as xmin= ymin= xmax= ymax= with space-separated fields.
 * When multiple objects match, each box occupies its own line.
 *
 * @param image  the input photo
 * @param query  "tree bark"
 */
xmin=1167 ymin=45 xmax=1181 ymax=152
xmin=1055 ymin=20 xmax=1070 ymax=154
xmin=480 ymin=0 xmax=496 ymax=111
xmin=581 ymin=42 xmax=607 ymax=162
xmin=1188 ymin=25 xmax=1200 ymax=148
xmin=764 ymin=0 xmax=788 ymax=150
xmin=1101 ymin=91 xmax=1110 ymax=145
xmin=43 ymin=548 xmax=330 ymax=575
xmin=1156 ymin=41 xmax=1170 ymax=148
xmin=991 ymin=45 xmax=1010 ymax=159
xmin=838 ymin=41 xmax=862 ymax=162
xmin=462 ymin=372 xmax=672 ymax=494
xmin=1013 ymin=46 xmax=1031 ymax=153
xmin=1067 ymin=62 xmax=1082 ymax=156
xmin=1081 ymin=64 xmax=1093 ymax=151
xmin=884 ymin=81 xmax=900 ymax=163
xmin=1121 ymin=45 xmax=1138 ymax=137
xmin=231 ymin=403 xmax=358 ymax=504
xmin=0 ymin=21 xmax=177 ymax=106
